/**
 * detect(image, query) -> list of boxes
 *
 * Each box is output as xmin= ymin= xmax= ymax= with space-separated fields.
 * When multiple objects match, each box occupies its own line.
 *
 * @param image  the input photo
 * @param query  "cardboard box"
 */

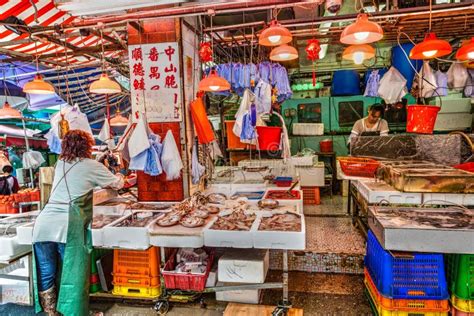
xmin=218 ymin=249 xmax=269 ymax=284
xmin=215 ymin=282 xmax=261 ymax=304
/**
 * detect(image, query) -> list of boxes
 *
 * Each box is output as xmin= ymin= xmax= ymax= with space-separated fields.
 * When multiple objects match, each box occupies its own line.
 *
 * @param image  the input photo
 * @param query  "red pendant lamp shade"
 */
xmin=198 ymin=69 xmax=230 ymax=92
xmin=270 ymin=44 xmax=299 ymax=61
xmin=456 ymin=37 xmax=474 ymax=61
xmin=409 ymin=33 xmax=452 ymax=60
xmin=342 ymin=44 xmax=375 ymax=65
xmin=259 ymin=20 xmax=293 ymax=46
xmin=340 ymin=13 xmax=383 ymax=45
xmin=0 ymin=101 xmax=22 ymax=118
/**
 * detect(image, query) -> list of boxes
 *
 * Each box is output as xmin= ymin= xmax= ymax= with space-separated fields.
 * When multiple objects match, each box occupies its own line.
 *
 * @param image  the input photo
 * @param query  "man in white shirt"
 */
xmin=348 ymin=104 xmax=389 ymax=146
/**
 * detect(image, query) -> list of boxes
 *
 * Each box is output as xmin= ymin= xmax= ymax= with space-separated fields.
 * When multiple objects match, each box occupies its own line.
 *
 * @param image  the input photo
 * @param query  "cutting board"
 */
xmin=224 ymin=303 xmax=303 ymax=316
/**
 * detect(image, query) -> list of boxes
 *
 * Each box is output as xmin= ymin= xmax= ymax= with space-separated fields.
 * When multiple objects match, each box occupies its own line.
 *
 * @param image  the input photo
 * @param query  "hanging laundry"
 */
xmin=233 ymin=89 xmax=254 ymax=138
xmin=364 ymin=70 xmax=381 ymax=97
xmin=254 ymin=80 xmax=272 ymax=113
xmin=144 ymin=134 xmax=163 ymax=176
xmin=22 ymin=151 xmax=45 ymax=169
xmin=435 ymin=70 xmax=448 ymax=97
xmin=45 ymin=130 xmax=62 ymax=154
xmin=161 ymin=130 xmax=183 ymax=180
xmin=191 ymin=143 xmax=205 ymax=184
xmin=240 ymin=111 xmax=256 ymax=143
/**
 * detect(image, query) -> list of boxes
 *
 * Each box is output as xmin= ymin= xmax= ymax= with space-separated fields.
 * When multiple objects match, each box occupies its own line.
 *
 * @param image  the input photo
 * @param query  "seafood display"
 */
xmin=191 ymin=209 xmax=209 ymax=219
xmin=378 ymin=161 xmax=474 ymax=193
xmin=180 ymin=216 xmax=205 ymax=228
xmin=157 ymin=212 xmax=181 ymax=227
xmin=258 ymin=199 xmax=279 ymax=209
xmin=129 ymin=202 xmax=173 ymax=210
xmin=115 ymin=212 xmax=164 ymax=227
xmin=259 ymin=213 xmax=302 ymax=232
xmin=92 ymin=214 xmax=123 ymax=229
xmin=210 ymin=211 xmax=256 ymax=231
xmin=206 ymin=193 xmax=227 ymax=204
xmin=232 ymin=191 xmax=265 ymax=200
xmin=199 ymin=205 xmax=220 ymax=214
xmin=265 ymin=190 xmax=301 ymax=200
xmin=155 ymin=192 xmax=211 ymax=228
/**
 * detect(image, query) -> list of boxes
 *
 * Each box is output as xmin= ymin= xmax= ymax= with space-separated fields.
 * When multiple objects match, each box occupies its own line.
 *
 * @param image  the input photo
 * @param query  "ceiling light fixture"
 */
xmin=340 ymin=13 xmax=383 ymax=45
xmin=270 ymin=44 xmax=299 ymax=62
xmin=109 ymin=109 xmax=129 ymax=126
xmin=198 ymin=69 xmax=231 ymax=92
xmin=409 ymin=33 xmax=452 ymax=60
xmin=0 ymin=101 xmax=22 ymax=118
xmin=456 ymin=37 xmax=474 ymax=61
xmin=90 ymin=29 xmax=122 ymax=94
xmin=259 ymin=20 xmax=293 ymax=46
xmin=342 ymin=44 xmax=375 ymax=65
xmin=23 ymin=41 xmax=56 ymax=95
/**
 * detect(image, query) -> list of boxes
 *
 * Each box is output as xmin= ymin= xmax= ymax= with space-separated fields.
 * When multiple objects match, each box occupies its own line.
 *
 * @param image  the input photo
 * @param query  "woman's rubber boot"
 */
xmin=39 ymin=285 xmax=60 ymax=316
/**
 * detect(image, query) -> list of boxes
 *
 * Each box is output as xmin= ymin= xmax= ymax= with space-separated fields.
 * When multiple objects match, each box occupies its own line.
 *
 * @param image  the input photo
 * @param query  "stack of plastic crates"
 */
xmin=365 ymin=230 xmax=449 ymax=315
xmin=446 ymin=254 xmax=474 ymax=315
xmin=112 ymin=247 xmax=161 ymax=298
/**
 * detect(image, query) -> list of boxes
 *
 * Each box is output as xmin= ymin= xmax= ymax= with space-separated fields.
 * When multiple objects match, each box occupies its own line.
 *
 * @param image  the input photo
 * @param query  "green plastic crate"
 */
xmin=446 ymin=254 xmax=474 ymax=300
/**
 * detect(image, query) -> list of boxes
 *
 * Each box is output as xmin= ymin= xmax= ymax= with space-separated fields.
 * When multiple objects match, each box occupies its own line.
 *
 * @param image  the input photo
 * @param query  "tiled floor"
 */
xmin=303 ymin=196 xmax=348 ymax=217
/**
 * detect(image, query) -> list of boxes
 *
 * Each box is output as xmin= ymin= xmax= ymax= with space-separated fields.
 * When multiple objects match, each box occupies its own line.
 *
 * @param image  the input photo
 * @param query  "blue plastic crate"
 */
xmin=365 ymin=230 xmax=448 ymax=300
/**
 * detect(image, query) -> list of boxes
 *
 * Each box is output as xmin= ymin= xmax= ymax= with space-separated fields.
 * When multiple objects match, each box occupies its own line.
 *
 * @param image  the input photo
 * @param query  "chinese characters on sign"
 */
xmin=128 ymin=43 xmax=182 ymax=122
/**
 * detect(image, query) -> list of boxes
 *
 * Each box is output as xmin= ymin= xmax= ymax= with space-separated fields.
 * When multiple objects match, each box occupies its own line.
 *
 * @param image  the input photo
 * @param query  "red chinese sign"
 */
xmin=128 ymin=43 xmax=182 ymax=122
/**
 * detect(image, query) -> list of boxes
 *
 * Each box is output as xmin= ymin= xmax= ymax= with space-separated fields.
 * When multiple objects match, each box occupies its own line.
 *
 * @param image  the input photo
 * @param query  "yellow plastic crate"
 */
xmin=112 ymin=284 xmax=161 ymax=298
xmin=366 ymin=277 xmax=449 ymax=316
xmin=452 ymin=295 xmax=474 ymax=313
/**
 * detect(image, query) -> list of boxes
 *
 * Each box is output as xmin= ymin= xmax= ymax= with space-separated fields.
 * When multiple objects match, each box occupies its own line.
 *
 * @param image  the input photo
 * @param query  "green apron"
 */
xmin=32 ymin=160 xmax=94 ymax=316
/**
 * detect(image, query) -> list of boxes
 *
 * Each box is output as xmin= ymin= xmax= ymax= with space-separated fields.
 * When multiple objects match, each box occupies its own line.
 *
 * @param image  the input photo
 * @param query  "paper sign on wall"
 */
xmin=128 ymin=42 xmax=182 ymax=122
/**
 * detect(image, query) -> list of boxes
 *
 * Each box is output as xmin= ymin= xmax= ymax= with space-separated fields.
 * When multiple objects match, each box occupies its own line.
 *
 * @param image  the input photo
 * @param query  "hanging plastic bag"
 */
xmin=191 ymin=143 xmax=205 ymax=184
xmin=22 ymin=151 xmax=45 ymax=169
xmin=464 ymin=69 xmax=474 ymax=97
xmin=447 ymin=62 xmax=469 ymax=92
xmin=161 ymin=130 xmax=183 ymax=181
xmin=378 ymin=67 xmax=407 ymax=104
xmin=435 ymin=70 xmax=448 ymax=97
xmin=128 ymin=114 xmax=150 ymax=158
xmin=144 ymin=134 xmax=163 ymax=176
xmin=364 ymin=70 xmax=381 ymax=97
xmin=190 ymin=98 xmax=215 ymax=145
xmin=416 ymin=61 xmax=437 ymax=98
xmin=98 ymin=118 xmax=115 ymax=150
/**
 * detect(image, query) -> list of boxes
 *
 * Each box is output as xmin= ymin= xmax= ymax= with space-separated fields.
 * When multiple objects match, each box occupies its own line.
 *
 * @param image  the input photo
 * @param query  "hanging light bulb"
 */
xmin=340 ymin=13 xmax=383 ymax=45
xmin=90 ymin=73 xmax=122 ymax=94
xmin=259 ymin=20 xmax=293 ymax=46
xmin=409 ymin=33 xmax=452 ymax=60
xmin=198 ymin=69 xmax=230 ymax=92
xmin=342 ymin=44 xmax=375 ymax=65
xmin=270 ymin=44 xmax=299 ymax=61
xmin=109 ymin=109 xmax=129 ymax=127
xmin=0 ymin=101 xmax=22 ymax=118
xmin=456 ymin=37 xmax=474 ymax=61
xmin=23 ymin=74 xmax=55 ymax=95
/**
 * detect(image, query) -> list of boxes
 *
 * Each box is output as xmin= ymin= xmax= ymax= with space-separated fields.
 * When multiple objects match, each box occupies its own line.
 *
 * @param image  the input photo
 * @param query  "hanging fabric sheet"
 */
xmin=191 ymin=142 xmax=205 ymax=185
xmin=190 ymin=98 xmax=215 ymax=145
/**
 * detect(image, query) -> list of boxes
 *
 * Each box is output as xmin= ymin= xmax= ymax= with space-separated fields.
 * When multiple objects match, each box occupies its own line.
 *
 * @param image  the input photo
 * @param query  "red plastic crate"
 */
xmin=302 ymin=187 xmax=320 ymax=205
xmin=338 ymin=157 xmax=380 ymax=178
xmin=161 ymin=250 xmax=213 ymax=292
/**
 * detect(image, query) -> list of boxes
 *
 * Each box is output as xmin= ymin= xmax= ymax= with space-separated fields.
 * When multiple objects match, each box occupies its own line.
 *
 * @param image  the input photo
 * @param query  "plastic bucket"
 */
xmin=319 ymin=139 xmax=333 ymax=152
xmin=406 ymin=105 xmax=440 ymax=134
xmin=256 ymin=126 xmax=282 ymax=151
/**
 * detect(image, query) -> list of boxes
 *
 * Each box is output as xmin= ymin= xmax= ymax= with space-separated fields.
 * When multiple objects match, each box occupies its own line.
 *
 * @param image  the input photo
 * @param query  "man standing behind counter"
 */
xmin=348 ymin=104 xmax=389 ymax=146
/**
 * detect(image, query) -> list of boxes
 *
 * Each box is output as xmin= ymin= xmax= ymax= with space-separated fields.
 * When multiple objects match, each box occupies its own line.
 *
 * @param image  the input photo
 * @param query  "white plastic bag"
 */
xmin=435 ymin=70 xmax=448 ymax=97
xmin=98 ymin=118 xmax=115 ymax=150
xmin=447 ymin=62 xmax=468 ymax=92
xmin=417 ymin=61 xmax=438 ymax=98
xmin=378 ymin=67 xmax=407 ymax=104
xmin=22 ymin=151 xmax=45 ymax=169
xmin=128 ymin=114 xmax=149 ymax=158
xmin=161 ymin=130 xmax=183 ymax=181
xmin=191 ymin=143 xmax=205 ymax=184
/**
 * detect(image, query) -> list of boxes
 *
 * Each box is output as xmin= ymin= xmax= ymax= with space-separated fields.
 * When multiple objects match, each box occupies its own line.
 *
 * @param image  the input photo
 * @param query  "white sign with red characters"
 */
xmin=128 ymin=42 xmax=182 ymax=122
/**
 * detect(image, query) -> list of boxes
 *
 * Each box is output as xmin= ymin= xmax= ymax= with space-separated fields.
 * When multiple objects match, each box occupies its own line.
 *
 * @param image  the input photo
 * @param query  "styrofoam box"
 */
xmin=423 ymin=193 xmax=474 ymax=206
xmin=206 ymin=183 xmax=267 ymax=198
xmin=253 ymin=212 xmax=305 ymax=250
xmin=296 ymin=162 xmax=325 ymax=187
xmin=215 ymin=282 xmax=261 ymax=304
xmin=204 ymin=215 xmax=259 ymax=248
xmin=263 ymin=189 xmax=303 ymax=211
xmin=292 ymin=123 xmax=324 ymax=136
xmin=102 ymin=211 xmax=165 ymax=250
xmin=92 ymin=202 xmax=130 ymax=247
xmin=218 ymin=249 xmax=269 ymax=284
xmin=0 ymin=236 xmax=30 ymax=260
xmin=16 ymin=223 xmax=34 ymax=245
xmin=290 ymin=155 xmax=318 ymax=166
xmin=149 ymin=232 xmax=204 ymax=248
xmin=238 ymin=159 xmax=294 ymax=176
xmin=357 ymin=179 xmax=422 ymax=204
xmin=434 ymin=113 xmax=472 ymax=131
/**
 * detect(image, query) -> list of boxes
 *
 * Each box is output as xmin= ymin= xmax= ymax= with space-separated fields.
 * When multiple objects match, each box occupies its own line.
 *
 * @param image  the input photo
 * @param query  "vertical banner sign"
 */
xmin=128 ymin=42 xmax=182 ymax=122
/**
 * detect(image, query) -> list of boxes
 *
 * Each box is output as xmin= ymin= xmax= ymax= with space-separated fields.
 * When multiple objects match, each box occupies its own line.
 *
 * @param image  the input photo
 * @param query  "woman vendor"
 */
xmin=348 ymin=103 xmax=389 ymax=146
xmin=32 ymin=130 xmax=124 ymax=316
